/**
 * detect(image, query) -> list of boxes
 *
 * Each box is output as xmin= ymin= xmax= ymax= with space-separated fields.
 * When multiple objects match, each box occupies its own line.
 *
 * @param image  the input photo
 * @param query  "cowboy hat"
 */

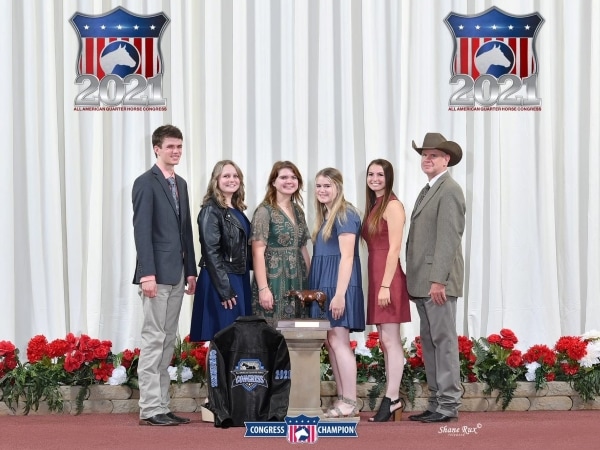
xmin=412 ymin=132 xmax=463 ymax=166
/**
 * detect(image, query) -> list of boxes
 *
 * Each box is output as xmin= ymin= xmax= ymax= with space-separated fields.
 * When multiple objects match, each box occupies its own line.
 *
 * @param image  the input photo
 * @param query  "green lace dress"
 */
xmin=250 ymin=202 xmax=310 ymax=326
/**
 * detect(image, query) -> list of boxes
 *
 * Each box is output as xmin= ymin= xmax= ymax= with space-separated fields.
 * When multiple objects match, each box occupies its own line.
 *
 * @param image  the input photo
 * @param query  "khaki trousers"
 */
xmin=137 ymin=272 xmax=185 ymax=419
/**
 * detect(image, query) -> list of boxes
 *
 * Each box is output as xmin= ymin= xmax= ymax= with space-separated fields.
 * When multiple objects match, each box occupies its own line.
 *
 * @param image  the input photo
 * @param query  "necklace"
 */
xmin=277 ymin=202 xmax=295 ymax=222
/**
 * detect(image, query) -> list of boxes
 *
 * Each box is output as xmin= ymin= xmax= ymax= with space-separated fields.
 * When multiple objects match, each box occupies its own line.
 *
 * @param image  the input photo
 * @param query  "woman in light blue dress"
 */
xmin=308 ymin=167 xmax=365 ymax=418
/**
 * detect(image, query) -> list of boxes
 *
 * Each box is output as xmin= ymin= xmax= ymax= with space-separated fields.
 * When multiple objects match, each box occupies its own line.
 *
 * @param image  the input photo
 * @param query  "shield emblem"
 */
xmin=445 ymin=6 xmax=544 ymax=80
xmin=285 ymin=415 xmax=319 ymax=444
xmin=70 ymin=6 xmax=169 ymax=80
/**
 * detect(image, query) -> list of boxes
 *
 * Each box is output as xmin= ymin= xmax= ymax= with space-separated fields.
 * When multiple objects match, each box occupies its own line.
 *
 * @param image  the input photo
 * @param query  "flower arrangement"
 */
xmin=553 ymin=332 xmax=600 ymax=401
xmin=355 ymin=332 xmax=389 ymax=410
xmin=358 ymin=332 xmax=386 ymax=384
xmin=3 ymin=329 xmax=600 ymax=415
xmin=0 ymin=333 xmax=208 ymax=415
xmin=317 ymin=328 xmax=600 ymax=410
xmin=1 ymin=333 xmax=114 ymax=414
xmin=0 ymin=340 xmax=18 ymax=380
xmin=169 ymin=335 xmax=208 ymax=384
xmin=402 ymin=336 xmax=426 ymax=405
xmin=319 ymin=332 xmax=428 ymax=409
xmin=523 ymin=343 xmax=557 ymax=390
xmin=458 ymin=335 xmax=478 ymax=382
xmin=468 ymin=329 xmax=525 ymax=409
xmin=107 ymin=347 xmax=140 ymax=387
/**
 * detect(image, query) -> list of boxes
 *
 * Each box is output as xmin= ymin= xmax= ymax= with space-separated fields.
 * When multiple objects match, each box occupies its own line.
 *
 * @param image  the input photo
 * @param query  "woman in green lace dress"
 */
xmin=251 ymin=161 xmax=311 ymax=327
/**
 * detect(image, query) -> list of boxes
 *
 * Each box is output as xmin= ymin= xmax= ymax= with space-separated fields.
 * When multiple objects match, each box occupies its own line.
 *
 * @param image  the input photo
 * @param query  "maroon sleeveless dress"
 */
xmin=362 ymin=195 xmax=411 ymax=325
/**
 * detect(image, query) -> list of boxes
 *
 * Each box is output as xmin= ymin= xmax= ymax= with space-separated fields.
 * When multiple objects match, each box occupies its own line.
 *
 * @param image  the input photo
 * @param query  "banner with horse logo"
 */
xmin=70 ymin=6 xmax=170 ymax=109
xmin=445 ymin=6 xmax=545 ymax=110
xmin=70 ymin=6 xmax=169 ymax=80
xmin=445 ymin=6 xmax=544 ymax=80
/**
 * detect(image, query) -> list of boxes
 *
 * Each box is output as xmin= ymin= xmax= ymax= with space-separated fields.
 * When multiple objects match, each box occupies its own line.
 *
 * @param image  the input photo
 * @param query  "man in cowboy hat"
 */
xmin=406 ymin=132 xmax=466 ymax=423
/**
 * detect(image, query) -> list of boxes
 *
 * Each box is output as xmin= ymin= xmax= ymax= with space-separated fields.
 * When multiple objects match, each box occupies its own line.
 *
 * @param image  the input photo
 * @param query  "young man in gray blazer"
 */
xmin=132 ymin=125 xmax=197 ymax=426
xmin=406 ymin=132 xmax=466 ymax=423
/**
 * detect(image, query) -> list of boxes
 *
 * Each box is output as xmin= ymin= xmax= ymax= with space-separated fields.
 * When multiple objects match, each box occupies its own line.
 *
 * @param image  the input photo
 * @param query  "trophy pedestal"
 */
xmin=277 ymin=320 xmax=330 ymax=417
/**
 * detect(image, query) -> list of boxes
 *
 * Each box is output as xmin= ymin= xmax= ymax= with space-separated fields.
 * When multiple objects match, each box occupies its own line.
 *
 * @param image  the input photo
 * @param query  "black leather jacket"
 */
xmin=197 ymin=198 xmax=252 ymax=300
xmin=207 ymin=316 xmax=291 ymax=427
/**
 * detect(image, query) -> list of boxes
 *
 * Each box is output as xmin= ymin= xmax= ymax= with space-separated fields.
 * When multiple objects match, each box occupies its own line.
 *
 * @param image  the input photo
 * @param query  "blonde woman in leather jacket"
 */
xmin=190 ymin=160 xmax=252 ymax=342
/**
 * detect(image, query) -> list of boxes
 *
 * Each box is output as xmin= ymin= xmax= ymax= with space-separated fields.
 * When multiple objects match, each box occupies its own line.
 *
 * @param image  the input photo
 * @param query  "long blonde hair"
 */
xmin=363 ymin=159 xmax=396 ymax=238
xmin=202 ymin=160 xmax=247 ymax=210
xmin=312 ymin=167 xmax=358 ymax=242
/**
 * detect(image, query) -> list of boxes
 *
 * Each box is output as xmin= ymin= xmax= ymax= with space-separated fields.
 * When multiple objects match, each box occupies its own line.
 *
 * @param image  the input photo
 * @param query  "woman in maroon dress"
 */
xmin=361 ymin=159 xmax=411 ymax=422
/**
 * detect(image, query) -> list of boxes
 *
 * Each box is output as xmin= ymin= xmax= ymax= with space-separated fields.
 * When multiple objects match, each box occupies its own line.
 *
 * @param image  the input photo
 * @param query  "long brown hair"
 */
xmin=363 ymin=159 xmax=395 ymax=238
xmin=202 ymin=160 xmax=247 ymax=210
xmin=261 ymin=161 xmax=305 ymax=208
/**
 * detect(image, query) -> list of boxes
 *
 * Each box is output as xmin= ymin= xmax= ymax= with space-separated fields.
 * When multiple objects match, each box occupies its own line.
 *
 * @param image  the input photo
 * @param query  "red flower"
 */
xmin=555 ymin=336 xmax=587 ymax=361
xmin=0 ymin=341 xmax=18 ymax=378
xmin=65 ymin=333 xmax=78 ymax=349
xmin=85 ymin=338 xmax=102 ymax=361
xmin=93 ymin=344 xmax=111 ymax=360
xmin=523 ymin=344 xmax=556 ymax=366
xmin=500 ymin=328 xmax=518 ymax=344
xmin=92 ymin=361 xmax=115 ymax=382
xmin=365 ymin=338 xmax=379 ymax=349
xmin=27 ymin=335 xmax=49 ymax=363
xmin=545 ymin=373 xmax=556 ymax=381
xmin=506 ymin=350 xmax=523 ymax=368
xmin=560 ymin=362 xmax=579 ymax=376
xmin=500 ymin=339 xmax=515 ymax=350
xmin=121 ymin=348 xmax=140 ymax=369
xmin=458 ymin=336 xmax=473 ymax=356
xmin=367 ymin=331 xmax=379 ymax=341
xmin=0 ymin=340 xmax=16 ymax=357
xmin=415 ymin=342 xmax=423 ymax=358
xmin=47 ymin=339 xmax=70 ymax=359
xmin=487 ymin=334 xmax=501 ymax=345
xmin=408 ymin=356 xmax=424 ymax=368
xmin=349 ymin=340 xmax=357 ymax=350
xmin=468 ymin=373 xmax=478 ymax=382
xmin=64 ymin=351 xmax=86 ymax=372
xmin=190 ymin=346 xmax=208 ymax=370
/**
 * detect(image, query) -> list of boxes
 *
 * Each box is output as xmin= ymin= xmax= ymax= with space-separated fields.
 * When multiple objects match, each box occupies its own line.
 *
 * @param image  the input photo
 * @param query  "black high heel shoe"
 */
xmin=369 ymin=396 xmax=403 ymax=422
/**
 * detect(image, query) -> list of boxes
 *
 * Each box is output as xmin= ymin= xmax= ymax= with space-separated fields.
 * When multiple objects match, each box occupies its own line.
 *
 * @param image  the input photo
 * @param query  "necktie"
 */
xmin=415 ymin=183 xmax=430 ymax=209
xmin=167 ymin=176 xmax=179 ymax=215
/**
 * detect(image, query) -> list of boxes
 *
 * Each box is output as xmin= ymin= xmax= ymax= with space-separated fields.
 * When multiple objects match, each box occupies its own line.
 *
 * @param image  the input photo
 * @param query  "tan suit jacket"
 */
xmin=406 ymin=172 xmax=465 ymax=298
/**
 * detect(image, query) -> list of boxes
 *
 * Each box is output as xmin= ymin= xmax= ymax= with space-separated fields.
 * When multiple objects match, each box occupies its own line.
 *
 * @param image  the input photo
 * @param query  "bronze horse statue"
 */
xmin=285 ymin=289 xmax=327 ymax=311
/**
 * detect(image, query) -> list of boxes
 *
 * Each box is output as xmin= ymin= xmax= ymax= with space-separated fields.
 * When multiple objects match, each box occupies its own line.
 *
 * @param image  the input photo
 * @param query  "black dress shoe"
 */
xmin=418 ymin=412 xmax=457 ymax=423
xmin=166 ymin=412 xmax=191 ymax=424
xmin=139 ymin=413 xmax=179 ymax=426
xmin=409 ymin=410 xmax=434 ymax=421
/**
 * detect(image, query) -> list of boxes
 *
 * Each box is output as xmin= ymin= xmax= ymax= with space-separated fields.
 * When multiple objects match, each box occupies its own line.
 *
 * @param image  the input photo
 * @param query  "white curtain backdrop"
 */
xmin=1 ymin=0 xmax=598 ymax=354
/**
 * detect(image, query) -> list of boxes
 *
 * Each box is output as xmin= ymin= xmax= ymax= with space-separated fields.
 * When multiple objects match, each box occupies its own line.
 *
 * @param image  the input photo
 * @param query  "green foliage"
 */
xmin=367 ymin=381 xmax=384 ymax=411
xmin=1 ymin=359 xmax=64 ymax=414
xmin=472 ymin=337 xmax=525 ymax=410
xmin=570 ymin=368 xmax=600 ymax=402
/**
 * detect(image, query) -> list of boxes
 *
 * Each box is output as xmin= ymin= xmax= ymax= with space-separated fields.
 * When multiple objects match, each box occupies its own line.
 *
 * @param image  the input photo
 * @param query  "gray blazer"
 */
xmin=406 ymin=172 xmax=466 ymax=298
xmin=132 ymin=164 xmax=197 ymax=285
